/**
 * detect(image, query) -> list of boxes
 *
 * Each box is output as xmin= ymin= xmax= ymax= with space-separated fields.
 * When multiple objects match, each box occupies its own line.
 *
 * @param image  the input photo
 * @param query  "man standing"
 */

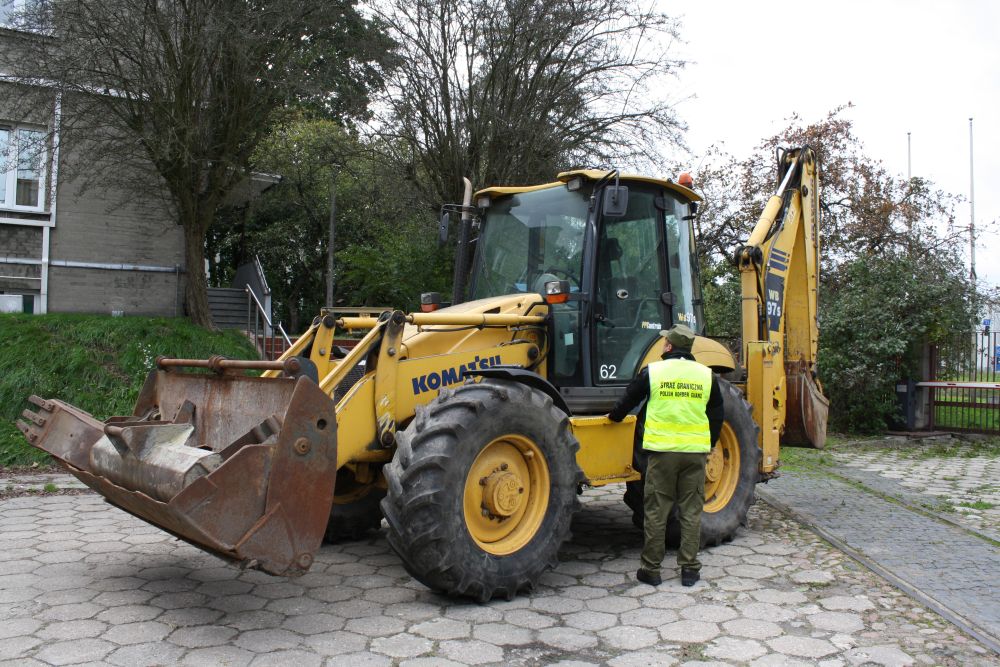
xmin=608 ymin=324 xmax=724 ymax=587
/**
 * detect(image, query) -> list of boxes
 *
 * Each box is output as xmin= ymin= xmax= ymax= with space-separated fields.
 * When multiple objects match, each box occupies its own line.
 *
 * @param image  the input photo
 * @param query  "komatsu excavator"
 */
xmin=19 ymin=147 xmax=827 ymax=601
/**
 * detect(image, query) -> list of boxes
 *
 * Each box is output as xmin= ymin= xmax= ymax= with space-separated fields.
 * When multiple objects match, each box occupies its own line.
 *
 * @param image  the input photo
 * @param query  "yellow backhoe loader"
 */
xmin=19 ymin=147 xmax=828 ymax=601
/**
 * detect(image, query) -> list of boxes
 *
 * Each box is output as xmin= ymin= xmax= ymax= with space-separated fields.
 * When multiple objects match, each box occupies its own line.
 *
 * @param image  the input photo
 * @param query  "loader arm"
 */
xmin=737 ymin=147 xmax=829 ymax=468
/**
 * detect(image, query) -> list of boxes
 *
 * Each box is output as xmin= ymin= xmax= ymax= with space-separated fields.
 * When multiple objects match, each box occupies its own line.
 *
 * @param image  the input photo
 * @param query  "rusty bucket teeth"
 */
xmin=19 ymin=369 xmax=339 ymax=577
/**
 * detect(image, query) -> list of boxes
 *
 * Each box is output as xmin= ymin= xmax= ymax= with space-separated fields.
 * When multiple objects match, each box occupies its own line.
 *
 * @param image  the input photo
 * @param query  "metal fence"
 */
xmin=925 ymin=327 xmax=1000 ymax=434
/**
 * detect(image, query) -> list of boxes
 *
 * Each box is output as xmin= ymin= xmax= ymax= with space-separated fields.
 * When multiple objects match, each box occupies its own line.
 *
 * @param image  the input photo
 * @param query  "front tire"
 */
xmin=381 ymin=379 xmax=582 ymax=601
xmin=624 ymin=378 xmax=761 ymax=547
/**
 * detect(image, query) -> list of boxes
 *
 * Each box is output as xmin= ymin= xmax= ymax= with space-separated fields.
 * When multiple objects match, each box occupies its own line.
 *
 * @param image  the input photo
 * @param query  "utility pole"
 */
xmin=327 ymin=169 xmax=337 ymax=308
xmin=907 ymin=131 xmax=912 ymax=180
xmin=969 ymin=118 xmax=976 ymax=284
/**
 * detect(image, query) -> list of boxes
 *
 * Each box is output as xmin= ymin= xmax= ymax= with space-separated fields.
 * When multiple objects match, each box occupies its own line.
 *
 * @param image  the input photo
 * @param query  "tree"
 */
xmin=209 ymin=117 xmax=450 ymax=332
xmin=694 ymin=108 xmax=982 ymax=431
xmin=8 ymin=0 xmax=394 ymax=327
xmin=373 ymin=0 xmax=687 ymax=208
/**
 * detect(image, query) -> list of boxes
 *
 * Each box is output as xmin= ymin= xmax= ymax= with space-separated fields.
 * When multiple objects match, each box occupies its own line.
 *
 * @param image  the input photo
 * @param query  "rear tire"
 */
xmin=624 ymin=378 xmax=761 ymax=547
xmin=382 ymin=379 xmax=582 ymax=601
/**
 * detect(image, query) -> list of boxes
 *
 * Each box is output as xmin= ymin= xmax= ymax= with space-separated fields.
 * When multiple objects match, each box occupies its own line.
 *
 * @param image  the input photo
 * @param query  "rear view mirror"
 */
xmin=438 ymin=209 xmax=450 ymax=246
xmin=603 ymin=186 xmax=629 ymax=217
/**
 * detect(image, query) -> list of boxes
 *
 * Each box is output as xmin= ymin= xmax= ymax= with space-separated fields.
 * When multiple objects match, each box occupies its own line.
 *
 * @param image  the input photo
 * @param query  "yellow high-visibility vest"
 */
xmin=643 ymin=358 xmax=712 ymax=452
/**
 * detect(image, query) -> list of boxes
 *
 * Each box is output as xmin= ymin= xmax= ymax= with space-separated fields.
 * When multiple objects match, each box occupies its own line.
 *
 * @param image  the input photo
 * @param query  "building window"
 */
xmin=0 ymin=125 xmax=46 ymax=211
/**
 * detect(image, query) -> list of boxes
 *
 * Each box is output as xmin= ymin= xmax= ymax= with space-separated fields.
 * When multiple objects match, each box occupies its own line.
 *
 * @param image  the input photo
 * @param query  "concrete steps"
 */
xmin=207 ymin=288 xmax=249 ymax=330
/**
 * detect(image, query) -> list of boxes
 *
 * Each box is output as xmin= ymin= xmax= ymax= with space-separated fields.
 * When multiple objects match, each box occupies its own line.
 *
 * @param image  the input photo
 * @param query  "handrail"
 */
xmin=245 ymin=286 xmax=292 ymax=360
xmin=253 ymin=255 xmax=271 ymax=296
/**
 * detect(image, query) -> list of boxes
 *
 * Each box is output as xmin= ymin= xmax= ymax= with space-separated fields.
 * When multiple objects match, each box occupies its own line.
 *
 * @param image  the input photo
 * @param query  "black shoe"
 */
xmin=681 ymin=568 xmax=700 ymax=587
xmin=636 ymin=568 xmax=662 ymax=586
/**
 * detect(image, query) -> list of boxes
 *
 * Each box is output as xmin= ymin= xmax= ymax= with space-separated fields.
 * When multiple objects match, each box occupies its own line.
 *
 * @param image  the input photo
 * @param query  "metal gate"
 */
xmin=926 ymin=327 xmax=1000 ymax=434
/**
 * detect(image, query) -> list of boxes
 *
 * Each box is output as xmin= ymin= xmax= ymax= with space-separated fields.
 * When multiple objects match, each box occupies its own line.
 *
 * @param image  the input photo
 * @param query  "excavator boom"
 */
xmin=738 ymin=147 xmax=829 ymax=464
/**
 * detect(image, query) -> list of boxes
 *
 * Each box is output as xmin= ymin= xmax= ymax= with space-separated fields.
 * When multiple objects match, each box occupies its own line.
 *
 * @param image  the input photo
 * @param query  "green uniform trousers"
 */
xmin=641 ymin=450 xmax=706 ymax=574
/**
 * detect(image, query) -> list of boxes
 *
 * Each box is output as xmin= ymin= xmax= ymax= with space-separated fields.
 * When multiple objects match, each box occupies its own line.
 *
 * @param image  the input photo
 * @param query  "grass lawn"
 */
xmin=0 ymin=313 xmax=257 ymax=466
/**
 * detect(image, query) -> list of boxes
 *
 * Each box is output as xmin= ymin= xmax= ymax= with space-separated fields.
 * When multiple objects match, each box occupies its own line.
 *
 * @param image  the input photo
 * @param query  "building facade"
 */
xmin=0 ymin=24 xmax=186 ymax=316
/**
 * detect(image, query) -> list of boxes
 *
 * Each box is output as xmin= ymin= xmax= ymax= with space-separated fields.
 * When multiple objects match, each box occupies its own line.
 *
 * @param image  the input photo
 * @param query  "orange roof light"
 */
xmin=543 ymin=280 xmax=570 ymax=305
xmin=677 ymin=172 xmax=694 ymax=188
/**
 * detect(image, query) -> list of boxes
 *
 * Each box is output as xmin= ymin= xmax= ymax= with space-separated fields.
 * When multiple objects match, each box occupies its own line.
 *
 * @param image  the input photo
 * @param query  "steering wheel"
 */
xmin=541 ymin=267 xmax=582 ymax=291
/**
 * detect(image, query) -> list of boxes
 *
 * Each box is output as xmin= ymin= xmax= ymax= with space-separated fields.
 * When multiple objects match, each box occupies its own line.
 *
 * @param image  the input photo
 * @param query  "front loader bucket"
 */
xmin=17 ymin=361 xmax=338 ymax=576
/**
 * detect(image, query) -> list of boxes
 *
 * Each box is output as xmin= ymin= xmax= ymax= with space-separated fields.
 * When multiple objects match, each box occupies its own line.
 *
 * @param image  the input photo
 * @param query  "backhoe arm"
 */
xmin=737 ymin=147 xmax=829 ymax=468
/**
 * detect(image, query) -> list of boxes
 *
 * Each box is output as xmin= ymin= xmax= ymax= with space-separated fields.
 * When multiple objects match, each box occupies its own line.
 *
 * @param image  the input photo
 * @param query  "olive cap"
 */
xmin=659 ymin=323 xmax=696 ymax=349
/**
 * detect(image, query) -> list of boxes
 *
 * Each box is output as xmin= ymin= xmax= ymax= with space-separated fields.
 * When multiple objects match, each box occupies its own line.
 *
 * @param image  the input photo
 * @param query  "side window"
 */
xmin=593 ymin=190 xmax=666 ymax=383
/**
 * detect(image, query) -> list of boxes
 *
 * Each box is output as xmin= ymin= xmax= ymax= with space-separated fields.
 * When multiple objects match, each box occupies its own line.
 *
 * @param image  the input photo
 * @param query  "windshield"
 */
xmin=468 ymin=185 xmax=589 ymax=300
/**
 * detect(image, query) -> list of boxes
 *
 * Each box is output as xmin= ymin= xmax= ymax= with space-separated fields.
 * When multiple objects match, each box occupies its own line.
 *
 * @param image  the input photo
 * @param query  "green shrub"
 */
xmin=0 ymin=314 xmax=257 ymax=466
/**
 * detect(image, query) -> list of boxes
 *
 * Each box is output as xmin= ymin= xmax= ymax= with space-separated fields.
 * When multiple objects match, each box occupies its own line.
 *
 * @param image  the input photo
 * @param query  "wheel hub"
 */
xmin=484 ymin=470 xmax=523 ymax=517
xmin=463 ymin=435 xmax=550 ymax=555
xmin=705 ymin=446 xmax=723 ymax=483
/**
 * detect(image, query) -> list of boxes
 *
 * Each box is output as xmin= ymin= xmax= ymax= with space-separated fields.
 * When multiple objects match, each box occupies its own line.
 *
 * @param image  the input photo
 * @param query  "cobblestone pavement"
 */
xmin=759 ymin=467 xmax=1000 ymax=655
xmin=827 ymin=445 xmax=1000 ymax=539
xmin=3 ymin=485 xmax=998 ymax=666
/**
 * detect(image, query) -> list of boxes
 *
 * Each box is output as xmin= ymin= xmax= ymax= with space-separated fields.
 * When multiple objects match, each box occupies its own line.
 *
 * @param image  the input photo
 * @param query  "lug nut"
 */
xmin=479 ymin=477 xmax=487 ymax=486
xmin=500 ymin=463 xmax=508 ymax=471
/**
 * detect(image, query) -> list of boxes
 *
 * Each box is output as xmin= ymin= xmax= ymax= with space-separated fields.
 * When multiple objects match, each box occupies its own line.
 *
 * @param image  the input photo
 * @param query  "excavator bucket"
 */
xmin=783 ymin=362 xmax=830 ymax=449
xmin=16 ymin=358 xmax=338 ymax=576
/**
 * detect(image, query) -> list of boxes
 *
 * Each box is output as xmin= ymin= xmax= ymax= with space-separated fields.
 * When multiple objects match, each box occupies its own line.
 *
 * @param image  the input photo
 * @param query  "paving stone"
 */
xmin=438 ymin=639 xmax=505 ymax=664
xmin=809 ymin=611 xmax=865 ymax=633
xmin=741 ymin=601 xmax=796 ymax=622
xmin=748 ymin=655 xmax=814 ymax=667
xmin=168 ymin=624 xmax=239 ymax=648
xmin=234 ymin=628 xmax=301 ymax=652
xmin=606 ymin=651 xmax=679 ymax=667
xmin=767 ymin=635 xmax=839 ymax=659
xmin=325 ymin=654 xmax=392 ymax=667
xmin=410 ymin=617 xmax=471 ymax=640
xmin=538 ymin=626 xmax=600 ymax=651
xmin=180 ymin=645 xmax=255 ymax=666
xmin=705 ymin=636 xmax=768 ymax=661
xmin=282 ymin=613 xmax=346 ymax=635
xmin=96 ymin=604 xmax=163 ymax=624
xmin=472 ymin=622 xmax=534 ymax=646
xmin=658 ymin=619 xmax=720 ymax=643
xmin=106 ymin=641 xmax=186 ymax=667
xmin=103 ymin=620 xmax=172 ymax=645
xmin=398 ymin=658 xmax=465 ymax=667
xmin=0 ymin=636 xmax=42 ymax=661
xmin=370 ymin=632 xmax=433 ymax=658
xmin=33 ymin=638 xmax=115 ymax=666
xmin=819 ymin=595 xmax=875 ymax=612
xmin=300 ymin=630 xmax=368 ymax=656
xmin=680 ymin=604 xmax=739 ymax=623
xmin=598 ymin=624 xmax=661 ymax=650
xmin=35 ymin=619 xmax=107 ymax=640
xmin=564 ymin=610 xmax=618 ymax=631
xmin=0 ymin=618 xmax=42 ymax=640
xmin=844 ymin=644 xmax=916 ymax=666
xmin=504 ymin=608 xmax=557 ymax=629
xmin=790 ymin=569 xmax=835 ymax=584
xmin=725 ymin=617 xmax=786 ymax=640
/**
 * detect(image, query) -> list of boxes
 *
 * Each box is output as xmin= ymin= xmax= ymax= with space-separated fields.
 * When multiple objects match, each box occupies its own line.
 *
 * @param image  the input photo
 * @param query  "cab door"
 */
xmin=591 ymin=188 xmax=671 ymax=385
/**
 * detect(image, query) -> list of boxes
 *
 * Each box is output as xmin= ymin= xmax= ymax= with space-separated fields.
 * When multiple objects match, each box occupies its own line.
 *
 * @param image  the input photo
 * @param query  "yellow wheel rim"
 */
xmin=704 ymin=422 xmax=740 ymax=513
xmin=463 ymin=435 xmax=549 ymax=555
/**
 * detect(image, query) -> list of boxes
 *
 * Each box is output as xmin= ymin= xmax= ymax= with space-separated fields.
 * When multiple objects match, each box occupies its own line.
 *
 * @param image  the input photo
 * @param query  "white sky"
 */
xmin=666 ymin=0 xmax=1000 ymax=292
